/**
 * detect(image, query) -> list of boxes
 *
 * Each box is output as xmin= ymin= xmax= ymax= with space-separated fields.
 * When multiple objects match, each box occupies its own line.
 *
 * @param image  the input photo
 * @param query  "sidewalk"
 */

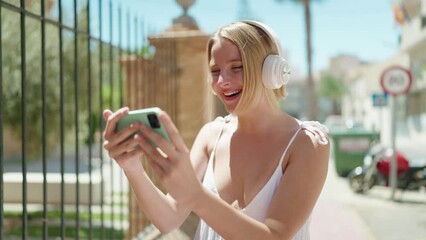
xmin=311 ymin=158 xmax=426 ymax=240
xmin=310 ymin=162 xmax=375 ymax=240
xmin=311 ymin=199 xmax=374 ymax=240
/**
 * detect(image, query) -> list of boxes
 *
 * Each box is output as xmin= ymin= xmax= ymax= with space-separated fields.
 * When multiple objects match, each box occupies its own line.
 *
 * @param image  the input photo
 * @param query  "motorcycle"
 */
xmin=348 ymin=143 xmax=426 ymax=194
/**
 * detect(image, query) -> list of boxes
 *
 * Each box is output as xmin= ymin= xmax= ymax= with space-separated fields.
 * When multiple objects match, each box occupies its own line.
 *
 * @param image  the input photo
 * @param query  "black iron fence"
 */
xmin=0 ymin=0 xmax=151 ymax=239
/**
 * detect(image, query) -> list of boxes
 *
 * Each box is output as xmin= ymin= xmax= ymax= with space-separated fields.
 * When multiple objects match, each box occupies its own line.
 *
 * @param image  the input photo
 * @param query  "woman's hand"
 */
xmin=137 ymin=111 xmax=204 ymax=208
xmin=103 ymin=107 xmax=145 ymax=172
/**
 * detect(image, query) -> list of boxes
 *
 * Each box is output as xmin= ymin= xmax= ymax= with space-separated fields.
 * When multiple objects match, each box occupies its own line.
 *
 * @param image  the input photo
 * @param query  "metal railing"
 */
xmin=0 ymin=0 xmax=153 ymax=239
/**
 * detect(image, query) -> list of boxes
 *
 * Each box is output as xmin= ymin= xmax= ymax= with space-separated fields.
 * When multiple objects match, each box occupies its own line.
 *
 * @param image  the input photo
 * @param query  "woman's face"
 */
xmin=209 ymin=38 xmax=244 ymax=113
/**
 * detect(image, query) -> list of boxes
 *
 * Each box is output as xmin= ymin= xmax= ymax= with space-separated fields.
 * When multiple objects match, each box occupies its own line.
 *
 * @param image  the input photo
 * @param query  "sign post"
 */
xmin=372 ymin=93 xmax=388 ymax=107
xmin=380 ymin=65 xmax=412 ymax=201
xmin=372 ymin=93 xmax=388 ymax=131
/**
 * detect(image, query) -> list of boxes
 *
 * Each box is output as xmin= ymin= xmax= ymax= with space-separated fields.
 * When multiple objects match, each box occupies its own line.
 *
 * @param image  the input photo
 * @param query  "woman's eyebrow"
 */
xmin=209 ymin=61 xmax=217 ymax=68
xmin=209 ymin=59 xmax=242 ymax=67
xmin=229 ymin=60 xmax=242 ymax=64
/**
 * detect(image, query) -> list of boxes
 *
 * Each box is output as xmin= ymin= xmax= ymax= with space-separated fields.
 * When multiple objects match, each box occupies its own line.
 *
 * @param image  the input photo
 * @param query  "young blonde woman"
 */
xmin=103 ymin=20 xmax=330 ymax=240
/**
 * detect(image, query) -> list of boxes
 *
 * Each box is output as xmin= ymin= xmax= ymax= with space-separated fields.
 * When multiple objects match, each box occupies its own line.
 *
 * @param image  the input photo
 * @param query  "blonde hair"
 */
xmin=207 ymin=21 xmax=287 ymax=115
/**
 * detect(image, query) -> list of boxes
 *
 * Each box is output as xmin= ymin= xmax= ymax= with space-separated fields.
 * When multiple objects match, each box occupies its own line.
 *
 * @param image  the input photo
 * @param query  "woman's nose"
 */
xmin=217 ymin=72 xmax=231 ymax=86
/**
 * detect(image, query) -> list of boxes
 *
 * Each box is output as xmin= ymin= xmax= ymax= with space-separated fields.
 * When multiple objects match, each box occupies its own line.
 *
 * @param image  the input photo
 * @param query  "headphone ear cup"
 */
xmin=262 ymin=55 xmax=291 ymax=89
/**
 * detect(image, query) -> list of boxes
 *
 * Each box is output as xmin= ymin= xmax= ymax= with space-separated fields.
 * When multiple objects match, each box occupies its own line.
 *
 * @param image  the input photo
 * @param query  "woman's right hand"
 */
xmin=103 ymin=107 xmax=144 ymax=172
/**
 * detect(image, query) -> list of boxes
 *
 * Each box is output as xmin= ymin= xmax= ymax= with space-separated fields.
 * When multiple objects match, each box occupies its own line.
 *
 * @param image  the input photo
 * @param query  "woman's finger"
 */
xmin=158 ymin=111 xmax=188 ymax=153
xmin=107 ymin=137 xmax=142 ymax=159
xmin=103 ymin=109 xmax=113 ymax=122
xmin=138 ymin=111 xmax=186 ymax=159
xmin=138 ymin=124 xmax=176 ymax=157
xmin=137 ymin=134 xmax=172 ymax=172
xmin=103 ymin=107 xmax=129 ymax=139
xmin=104 ymin=122 xmax=141 ymax=149
xmin=114 ymin=147 xmax=144 ymax=163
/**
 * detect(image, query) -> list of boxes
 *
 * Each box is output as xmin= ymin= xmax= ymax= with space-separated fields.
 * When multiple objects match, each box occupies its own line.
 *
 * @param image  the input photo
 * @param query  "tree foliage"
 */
xmin=318 ymin=74 xmax=347 ymax=114
xmin=1 ymin=2 xmax=110 ymax=158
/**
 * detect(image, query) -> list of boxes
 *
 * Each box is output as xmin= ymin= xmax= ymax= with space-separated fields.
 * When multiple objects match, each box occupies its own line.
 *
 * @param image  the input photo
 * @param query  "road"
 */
xmin=311 ymin=159 xmax=426 ymax=240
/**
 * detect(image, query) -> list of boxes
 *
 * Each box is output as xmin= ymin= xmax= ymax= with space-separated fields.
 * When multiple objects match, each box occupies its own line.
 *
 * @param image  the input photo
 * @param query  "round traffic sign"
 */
xmin=380 ymin=66 xmax=412 ymax=96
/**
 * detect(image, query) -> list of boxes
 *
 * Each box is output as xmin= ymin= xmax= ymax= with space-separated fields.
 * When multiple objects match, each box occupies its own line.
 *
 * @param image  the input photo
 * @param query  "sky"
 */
xmin=116 ymin=0 xmax=400 ymax=77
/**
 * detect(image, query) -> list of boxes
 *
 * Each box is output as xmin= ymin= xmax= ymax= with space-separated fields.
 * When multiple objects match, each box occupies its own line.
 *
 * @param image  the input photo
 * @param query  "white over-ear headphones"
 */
xmin=242 ymin=20 xmax=291 ymax=89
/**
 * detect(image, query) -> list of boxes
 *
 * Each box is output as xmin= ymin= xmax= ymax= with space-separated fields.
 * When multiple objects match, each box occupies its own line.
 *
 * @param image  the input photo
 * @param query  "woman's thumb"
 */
xmin=103 ymin=109 xmax=113 ymax=121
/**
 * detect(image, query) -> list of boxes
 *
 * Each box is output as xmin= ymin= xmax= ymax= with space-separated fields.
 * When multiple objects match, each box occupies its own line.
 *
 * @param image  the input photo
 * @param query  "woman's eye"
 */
xmin=211 ymin=69 xmax=220 ymax=76
xmin=232 ymin=66 xmax=243 ymax=71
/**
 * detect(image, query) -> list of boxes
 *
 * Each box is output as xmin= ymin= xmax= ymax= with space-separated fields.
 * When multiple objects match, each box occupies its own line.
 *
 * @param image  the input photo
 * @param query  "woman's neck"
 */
xmin=233 ymin=105 xmax=290 ymax=135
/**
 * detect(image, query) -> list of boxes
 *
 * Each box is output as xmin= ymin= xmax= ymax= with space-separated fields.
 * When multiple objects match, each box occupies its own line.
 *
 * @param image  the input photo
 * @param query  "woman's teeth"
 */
xmin=224 ymin=90 xmax=241 ymax=97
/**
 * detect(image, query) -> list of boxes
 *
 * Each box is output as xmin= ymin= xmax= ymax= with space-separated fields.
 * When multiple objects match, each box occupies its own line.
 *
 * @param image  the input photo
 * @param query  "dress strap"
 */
xmin=277 ymin=125 xmax=304 ymax=167
xmin=277 ymin=121 xmax=329 ymax=167
xmin=209 ymin=114 xmax=232 ymax=163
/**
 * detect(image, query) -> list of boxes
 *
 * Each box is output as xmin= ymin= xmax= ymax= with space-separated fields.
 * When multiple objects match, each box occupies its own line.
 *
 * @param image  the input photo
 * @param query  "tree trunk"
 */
xmin=332 ymin=100 xmax=340 ymax=115
xmin=304 ymin=0 xmax=317 ymax=120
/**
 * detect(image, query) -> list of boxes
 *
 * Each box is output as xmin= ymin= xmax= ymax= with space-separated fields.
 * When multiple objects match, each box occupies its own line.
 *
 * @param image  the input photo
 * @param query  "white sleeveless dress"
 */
xmin=193 ymin=117 xmax=328 ymax=240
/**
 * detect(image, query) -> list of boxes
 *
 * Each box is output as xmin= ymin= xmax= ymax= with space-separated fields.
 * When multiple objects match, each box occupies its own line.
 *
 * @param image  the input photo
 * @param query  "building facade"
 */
xmin=340 ymin=0 xmax=426 ymax=146
xmin=400 ymin=0 xmax=426 ymax=138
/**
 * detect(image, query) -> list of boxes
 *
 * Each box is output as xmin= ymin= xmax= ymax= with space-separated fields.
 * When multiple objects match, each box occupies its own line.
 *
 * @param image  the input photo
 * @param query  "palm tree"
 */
xmin=318 ymin=74 xmax=347 ymax=115
xmin=275 ymin=0 xmax=317 ymax=120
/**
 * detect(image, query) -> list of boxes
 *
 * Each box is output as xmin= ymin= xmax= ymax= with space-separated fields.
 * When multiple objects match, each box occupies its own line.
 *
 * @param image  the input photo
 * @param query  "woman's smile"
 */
xmin=222 ymin=89 xmax=242 ymax=102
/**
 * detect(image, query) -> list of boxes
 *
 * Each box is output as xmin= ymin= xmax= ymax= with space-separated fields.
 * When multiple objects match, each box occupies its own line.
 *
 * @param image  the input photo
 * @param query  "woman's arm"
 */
xmin=122 ymin=164 xmax=190 ymax=233
xmin=103 ymin=108 xmax=215 ymax=233
xmin=127 ymin=121 xmax=218 ymax=233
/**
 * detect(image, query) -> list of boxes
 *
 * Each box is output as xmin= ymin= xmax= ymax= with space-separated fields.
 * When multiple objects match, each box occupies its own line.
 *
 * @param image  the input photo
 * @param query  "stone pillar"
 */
xmin=149 ymin=29 xmax=213 ymax=147
xmin=120 ymin=24 xmax=213 ymax=240
xmin=121 ymin=29 xmax=213 ymax=146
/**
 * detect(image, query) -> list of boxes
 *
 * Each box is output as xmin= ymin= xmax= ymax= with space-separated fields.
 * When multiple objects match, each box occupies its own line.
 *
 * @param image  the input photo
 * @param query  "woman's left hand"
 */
xmin=136 ymin=111 xmax=204 ymax=208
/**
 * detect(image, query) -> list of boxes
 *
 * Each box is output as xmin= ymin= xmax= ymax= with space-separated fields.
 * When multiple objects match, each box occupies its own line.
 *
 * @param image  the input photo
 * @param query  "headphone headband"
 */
xmin=242 ymin=20 xmax=283 ymax=57
xmin=241 ymin=20 xmax=290 ymax=89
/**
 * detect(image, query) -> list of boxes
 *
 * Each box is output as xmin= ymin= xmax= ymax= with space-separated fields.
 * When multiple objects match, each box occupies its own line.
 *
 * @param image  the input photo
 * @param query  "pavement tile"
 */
xmin=311 ymin=199 xmax=374 ymax=240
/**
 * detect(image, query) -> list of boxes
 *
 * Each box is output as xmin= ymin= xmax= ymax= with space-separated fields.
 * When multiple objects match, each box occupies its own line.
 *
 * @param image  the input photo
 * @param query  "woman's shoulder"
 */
xmin=195 ymin=115 xmax=231 ymax=144
xmin=299 ymin=121 xmax=329 ymax=146
xmin=201 ymin=115 xmax=230 ymax=132
xmin=280 ymin=115 xmax=328 ymax=144
xmin=191 ymin=115 xmax=230 ymax=164
xmin=291 ymin=121 xmax=330 ymax=160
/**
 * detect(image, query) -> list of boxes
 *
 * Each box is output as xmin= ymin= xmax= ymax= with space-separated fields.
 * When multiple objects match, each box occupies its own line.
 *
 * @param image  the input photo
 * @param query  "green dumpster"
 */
xmin=329 ymin=129 xmax=380 ymax=177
